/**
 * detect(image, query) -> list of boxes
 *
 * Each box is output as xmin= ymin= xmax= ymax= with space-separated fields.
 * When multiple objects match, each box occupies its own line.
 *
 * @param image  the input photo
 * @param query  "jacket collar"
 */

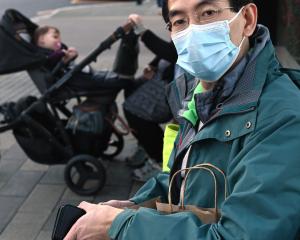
xmin=194 ymin=25 xmax=273 ymax=122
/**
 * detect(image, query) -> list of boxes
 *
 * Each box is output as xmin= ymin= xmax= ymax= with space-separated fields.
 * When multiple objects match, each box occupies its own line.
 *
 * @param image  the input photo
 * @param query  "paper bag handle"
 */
xmin=168 ymin=163 xmax=227 ymax=213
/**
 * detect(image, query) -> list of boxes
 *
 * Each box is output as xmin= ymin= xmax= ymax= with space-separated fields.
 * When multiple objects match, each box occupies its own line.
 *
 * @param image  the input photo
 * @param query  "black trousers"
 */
xmin=124 ymin=109 xmax=163 ymax=163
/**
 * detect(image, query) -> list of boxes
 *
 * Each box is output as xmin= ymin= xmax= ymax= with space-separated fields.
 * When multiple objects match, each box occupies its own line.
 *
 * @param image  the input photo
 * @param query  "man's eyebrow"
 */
xmin=168 ymin=9 xmax=184 ymax=19
xmin=168 ymin=0 xmax=218 ymax=19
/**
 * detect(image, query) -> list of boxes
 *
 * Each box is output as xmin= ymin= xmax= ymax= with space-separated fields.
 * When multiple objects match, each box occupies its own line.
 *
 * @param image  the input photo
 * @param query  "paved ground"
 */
xmin=0 ymin=1 xmax=167 ymax=239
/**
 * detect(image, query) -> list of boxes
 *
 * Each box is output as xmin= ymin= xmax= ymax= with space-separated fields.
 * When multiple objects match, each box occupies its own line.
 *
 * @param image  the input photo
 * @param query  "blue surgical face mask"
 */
xmin=171 ymin=8 xmax=245 ymax=82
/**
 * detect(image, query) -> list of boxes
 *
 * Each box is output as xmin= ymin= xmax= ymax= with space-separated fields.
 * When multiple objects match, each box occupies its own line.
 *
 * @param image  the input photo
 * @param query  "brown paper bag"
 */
xmin=156 ymin=163 xmax=227 ymax=224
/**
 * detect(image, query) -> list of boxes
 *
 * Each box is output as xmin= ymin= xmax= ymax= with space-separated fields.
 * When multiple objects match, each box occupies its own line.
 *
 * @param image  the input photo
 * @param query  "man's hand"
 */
xmin=64 ymin=201 xmax=123 ymax=240
xmin=101 ymin=200 xmax=135 ymax=208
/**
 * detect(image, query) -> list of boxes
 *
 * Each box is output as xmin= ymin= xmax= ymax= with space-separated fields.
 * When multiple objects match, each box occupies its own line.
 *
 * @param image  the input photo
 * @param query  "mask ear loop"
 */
xmin=238 ymin=36 xmax=246 ymax=49
xmin=228 ymin=6 xmax=246 ymax=49
xmin=220 ymin=35 xmax=245 ymax=75
xmin=206 ymin=11 xmax=246 ymax=82
xmin=228 ymin=6 xmax=245 ymax=25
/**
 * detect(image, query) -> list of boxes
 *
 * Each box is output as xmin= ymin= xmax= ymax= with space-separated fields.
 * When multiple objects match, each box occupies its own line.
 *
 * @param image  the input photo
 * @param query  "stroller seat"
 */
xmin=27 ymin=66 xmax=119 ymax=105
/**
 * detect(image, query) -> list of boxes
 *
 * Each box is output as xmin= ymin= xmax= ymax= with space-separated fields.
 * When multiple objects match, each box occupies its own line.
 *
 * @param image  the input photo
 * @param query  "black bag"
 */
xmin=123 ymin=60 xmax=172 ymax=123
xmin=112 ymin=30 xmax=139 ymax=77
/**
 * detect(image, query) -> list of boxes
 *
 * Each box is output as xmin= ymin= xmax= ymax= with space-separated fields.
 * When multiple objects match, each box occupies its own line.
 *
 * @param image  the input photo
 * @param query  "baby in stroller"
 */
xmin=33 ymin=25 xmax=133 ymax=92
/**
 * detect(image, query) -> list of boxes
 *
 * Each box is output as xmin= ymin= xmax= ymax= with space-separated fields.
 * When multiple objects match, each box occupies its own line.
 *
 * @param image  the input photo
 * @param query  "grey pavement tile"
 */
xmin=40 ymin=165 xmax=65 ymax=184
xmin=1 ymin=144 xmax=27 ymax=162
xmin=0 ymin=170 xmax=44 ymax=197
xmin=0 ymin=132 xmax=16 ymax=153
xmin=20 ymin=159 xmax=49 ymax=172
xmin=0 ymin=72 xmax=39 ymax=104
xmin=19 ymin=184 xmax=65 ymax=214
xmin=61 ymin=188 xmax=94 ymax=202
xmin=54 ymin=2 xmax=161 ymax=18
xmin=93 ymin=184 xmax=131 ymax=203
xmin=35 ymin=230 xmax=52 ymax=240
xmin=0 ymin=196 xmax=24 ymax=234
xmin=105 ymin=161 xmax=132 ymax=187
xmin=0 ymin=156 xmax=26 ymax=189
xmin=0 ymin=211 xmax=49 ymax=240
xmin=0 ymin=182 xmax=5 ymax=191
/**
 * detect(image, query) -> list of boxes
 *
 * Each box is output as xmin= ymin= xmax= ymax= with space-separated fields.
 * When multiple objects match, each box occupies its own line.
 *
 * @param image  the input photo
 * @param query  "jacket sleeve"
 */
xmin=141 ymin=30 xmax=177 ymax=64
xmin=109 ymin=109 xmax=300 ymax=240
xmin=129 ymin=172 xmax=169 ymax=204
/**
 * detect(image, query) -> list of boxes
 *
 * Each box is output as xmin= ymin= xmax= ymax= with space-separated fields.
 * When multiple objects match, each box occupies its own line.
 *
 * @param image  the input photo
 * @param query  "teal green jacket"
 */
xmin=108 ymin=28 xmax=300 ymax=240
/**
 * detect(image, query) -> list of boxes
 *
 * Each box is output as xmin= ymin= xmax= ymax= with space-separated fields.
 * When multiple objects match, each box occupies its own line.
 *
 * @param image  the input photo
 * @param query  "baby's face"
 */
xmin=38 ymin=28 xmax=61 ymax=51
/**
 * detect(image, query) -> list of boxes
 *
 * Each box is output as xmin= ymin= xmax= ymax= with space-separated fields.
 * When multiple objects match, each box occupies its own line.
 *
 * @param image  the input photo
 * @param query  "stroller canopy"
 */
xmin=0 ymin=9 xmax=48 ymax=74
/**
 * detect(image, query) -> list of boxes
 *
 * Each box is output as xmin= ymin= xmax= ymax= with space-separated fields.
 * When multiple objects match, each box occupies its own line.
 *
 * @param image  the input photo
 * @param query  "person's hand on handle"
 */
xmin=128 ymin=14 xmax=146 ymax=35
xmin=143 ymin=65 xmax=156 ymax=80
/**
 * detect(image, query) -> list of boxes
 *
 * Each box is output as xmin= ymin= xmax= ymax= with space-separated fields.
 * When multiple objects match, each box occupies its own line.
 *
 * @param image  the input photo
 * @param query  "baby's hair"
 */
xmin=33 ymin=26 xmax=60 ymax=44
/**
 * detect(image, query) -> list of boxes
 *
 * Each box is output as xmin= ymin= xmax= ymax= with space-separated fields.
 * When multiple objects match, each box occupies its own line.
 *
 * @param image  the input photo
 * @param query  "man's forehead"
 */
xmin=168 ymin=0 xmax=228 ymax=8
xmin=168 ymin=0 xmax=229 ymax=19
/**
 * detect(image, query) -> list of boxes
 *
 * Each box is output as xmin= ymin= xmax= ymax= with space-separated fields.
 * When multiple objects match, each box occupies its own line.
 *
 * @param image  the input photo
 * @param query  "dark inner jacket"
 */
xmin=141 ymin=29 xmax=177 ymax=83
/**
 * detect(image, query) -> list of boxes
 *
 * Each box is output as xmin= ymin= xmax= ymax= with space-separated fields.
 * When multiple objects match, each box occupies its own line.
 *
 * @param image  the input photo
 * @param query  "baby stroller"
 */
xmin=0 ymin=9 xmax=132 ymax=195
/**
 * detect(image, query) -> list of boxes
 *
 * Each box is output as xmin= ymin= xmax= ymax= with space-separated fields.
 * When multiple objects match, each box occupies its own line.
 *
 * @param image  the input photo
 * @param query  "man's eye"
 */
xmin=202 ymin=10 xmax=218 ymax=18
xmin=172 ymin=18 xmax=187 ymax=27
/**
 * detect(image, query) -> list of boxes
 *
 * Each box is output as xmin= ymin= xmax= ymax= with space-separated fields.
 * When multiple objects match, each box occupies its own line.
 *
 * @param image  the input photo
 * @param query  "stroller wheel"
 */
xmin=64 ymin=155 xmax=106 ymax=196
xmin=101 ymin=130 xmax=124 ymax=158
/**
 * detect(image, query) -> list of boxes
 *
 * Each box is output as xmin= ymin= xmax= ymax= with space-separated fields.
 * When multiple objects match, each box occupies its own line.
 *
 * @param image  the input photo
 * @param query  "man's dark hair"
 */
xmin=162 ymin=0 xmax=254 ymax=23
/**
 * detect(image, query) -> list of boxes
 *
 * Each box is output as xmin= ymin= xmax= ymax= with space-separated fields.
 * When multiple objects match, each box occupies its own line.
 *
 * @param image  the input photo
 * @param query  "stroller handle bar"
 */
xmin=46 ymin=22 xmax=133 ymax=96
xmin=71 ymin=22 xmax=133 ymax=73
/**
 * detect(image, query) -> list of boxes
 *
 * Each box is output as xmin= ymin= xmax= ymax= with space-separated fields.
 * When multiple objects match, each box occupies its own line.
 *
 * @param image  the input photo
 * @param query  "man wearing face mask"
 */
xmin=64 ymin=1 xmax=300 ymax=239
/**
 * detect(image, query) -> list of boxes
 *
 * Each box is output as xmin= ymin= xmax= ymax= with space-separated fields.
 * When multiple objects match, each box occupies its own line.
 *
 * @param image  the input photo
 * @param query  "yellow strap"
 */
xmin=162 ymin=124 xmax=179 ymax=172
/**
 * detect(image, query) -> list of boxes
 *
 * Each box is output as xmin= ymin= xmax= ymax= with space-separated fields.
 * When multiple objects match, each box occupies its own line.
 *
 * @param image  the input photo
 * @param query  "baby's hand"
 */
xmin=62 ymin=47 xmax=78 ymax=63
xmin=66 ymin=47 xmax=78 ymax=58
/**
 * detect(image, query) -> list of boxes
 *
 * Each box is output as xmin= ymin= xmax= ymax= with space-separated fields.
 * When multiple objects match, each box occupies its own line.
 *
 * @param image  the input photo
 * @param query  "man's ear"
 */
xmin=242 ymin=3 xmax=257 ymax=37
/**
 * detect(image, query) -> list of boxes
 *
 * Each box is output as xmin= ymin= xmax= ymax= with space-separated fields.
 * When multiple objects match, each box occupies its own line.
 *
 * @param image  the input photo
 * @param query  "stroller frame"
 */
xmin=0 ymin=9 xmax=132 ymax=195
